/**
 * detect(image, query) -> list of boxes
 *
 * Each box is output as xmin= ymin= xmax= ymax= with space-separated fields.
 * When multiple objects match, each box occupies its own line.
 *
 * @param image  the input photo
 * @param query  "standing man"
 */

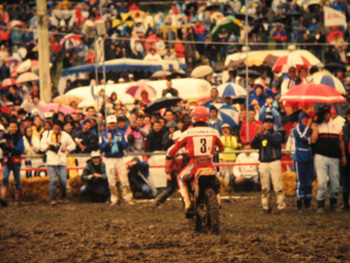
xmin=99 ymin=115 xmax=133 ymax=206
xmin=162 ymin=78 xmax=179 ymax=97
xmin=251 ymin=114 xmax=286 ymax=213
xmin=311 ymin=106 xmax=347 ymax=212
xmin=40 ymin=120 xmax=76 ymax=206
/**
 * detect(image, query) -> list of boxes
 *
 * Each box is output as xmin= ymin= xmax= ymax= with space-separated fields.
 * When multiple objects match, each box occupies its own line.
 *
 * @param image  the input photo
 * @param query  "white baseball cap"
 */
xmin=106 ymin=115 xmax=117 ymax=124
xmin=91 ymin=150 xmax=101 ymax=158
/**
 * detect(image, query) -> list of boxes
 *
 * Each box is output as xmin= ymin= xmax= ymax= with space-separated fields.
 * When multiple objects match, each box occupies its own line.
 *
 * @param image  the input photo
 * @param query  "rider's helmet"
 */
xmin=191 ymin=106 xmax=209 ymax=124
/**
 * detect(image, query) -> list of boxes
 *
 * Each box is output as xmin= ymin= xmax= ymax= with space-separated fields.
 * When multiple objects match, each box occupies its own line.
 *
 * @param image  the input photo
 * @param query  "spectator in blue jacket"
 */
xmin=249 ymin=85 xmax=274 ymax=107
xmin=0 ymin=119 xmax=24 ymax=207
xmin=127 ymin=157 xmax=155 ymax=197
xmin=99 ymin=115 xmax=133 ymax=206
xmin=259 ymin=98 xmax=281 ymax=128
xmin=294 ymin=111 xmax=314 ymax=212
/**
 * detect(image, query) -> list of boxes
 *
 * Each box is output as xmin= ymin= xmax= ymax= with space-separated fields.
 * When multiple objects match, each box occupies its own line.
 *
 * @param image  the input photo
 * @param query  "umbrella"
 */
xmin=211 ymin=16 xmax=242 ymax=41
xmin=16 ymin=72 xmax=39 ymax=83
xmin=234 ymin=13 xmax=255 ymax=22
xmin=1 ymin=78 xmax=16 ymax=89
xmin=237 ymin=69 xmax=261 ymax=78
xmin=280 ymin=83 xmax=346 ymax=104
xmin=7 ymin=20 xmax=24 ymax=28
xmin=53 ymin=94 xmax=83 ymax=105
xmin=324 ymin=62 xmax=347 ymax=72
xmin=206 ymin=103 xmax=239 ymax=127
xmin=145 ymin=97 xmax=182 ymax=113
xmin=59 ymin=33 xmax=82 ymax=52
xmin=219 ymin=53 xmax=279 ymax=70
xmin=191 ymin=65 xmax=213 ymax=78
xmin=169 ymin=69 xmax=187 ymax=79
xmin=126 ymin=80 xmax=157 ymax=100
xmin=326 ymin=31 xmax=344 ymax=43
xmin=311 ymin=72 xmax=346 ymax=94
xmin=216 ymin=83 xmax=247 ymax=98
xmin=11 ymin=59 xmax=39 ymax=76
xmin=205 ymin=4 xmax=220 ymax=11
xmin=210 ymin=12 xmax=224 ymax=23
xmin=151 ymin=70 xmax=171 ymax=79
xmin=41 ymin=103 xmax=76 ymax=115
xmin=272 ymin=53 xmax=312 ymax=72
xmin=6 ymin=54 xmax=22 ymax=66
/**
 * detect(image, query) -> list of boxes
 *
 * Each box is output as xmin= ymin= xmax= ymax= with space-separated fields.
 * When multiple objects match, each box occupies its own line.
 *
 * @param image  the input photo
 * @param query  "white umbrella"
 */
xmin=191 ymin=65 xmax=213 ymax=78
xmin=151 ymin=70 xmax=171 ymax=79
xmin=16 ymin=72 xmax=39 ymax=83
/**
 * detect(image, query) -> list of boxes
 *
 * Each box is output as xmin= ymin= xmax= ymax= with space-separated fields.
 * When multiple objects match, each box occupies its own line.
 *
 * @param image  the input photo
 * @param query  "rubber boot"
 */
xmin=317 ymin=200 xmax=325 ymax=214
xmin=15 ymin=190 xmax=22 ymax=207
xmin=342 ymin=192 xmax=349 ymax=211
xmin=0 ymin=186 xmax=8 ymax=207
xmin=330 ymin=198 xmax=340 ymax=212
xmin=297 ymin=199 xmax=303 ymax=212
xmin=179 ymin=187 xmax=192 ymax=218
xmin=304 ymin=199 xmax=311 ymax=211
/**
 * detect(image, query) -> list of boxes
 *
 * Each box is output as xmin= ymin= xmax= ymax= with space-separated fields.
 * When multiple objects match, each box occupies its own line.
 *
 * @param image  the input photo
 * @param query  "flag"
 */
xmin=324 ymin=6 xmax=347 ymax=29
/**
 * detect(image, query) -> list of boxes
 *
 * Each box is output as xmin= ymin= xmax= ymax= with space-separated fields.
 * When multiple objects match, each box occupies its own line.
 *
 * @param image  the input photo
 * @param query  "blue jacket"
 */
xmin=251 ymin=129 xmax=282 ymax=162
xmin=99 ymin=129 xmax=127 ymax=158
xmin=293 ymin=111 xmax=312 ymax=162
xmin=249 ymin=85 xmax=274 ymax=107
xmin=0 ymin=133 xmax=24 ymax=157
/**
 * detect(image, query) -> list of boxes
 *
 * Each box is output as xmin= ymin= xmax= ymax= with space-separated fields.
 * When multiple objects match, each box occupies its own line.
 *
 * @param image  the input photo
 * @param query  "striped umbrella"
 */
xmin=7 ymin=20 xmax=24 ymax=28
xmin=11 ymin=59 xmax=39 ymax=76
xmin=216 ymin=82 xmax=247 ymax=98
xmin=59 ymin=33 xmax=82 ymax=52
xmin=126 ymin=80 xmax=157 ymax=100
xmin=272 ymin=53 xmax=311 ymax=73
xmin=206 ymin=103 xmax=239 ymax=128
xmin=311 ymin=72 xmax=346 ymax=94
xmin=1 ymin=78 xmax=16 ymax=89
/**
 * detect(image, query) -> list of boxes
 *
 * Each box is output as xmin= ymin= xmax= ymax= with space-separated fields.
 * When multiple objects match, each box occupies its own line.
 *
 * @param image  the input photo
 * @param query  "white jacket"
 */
xmin=40 ymin=130 xmax=76 ymax=166
xmin=233 ymin=152 xmax=259 ymax=179
xmin=23 ymin=135 xmax=40 ymax=155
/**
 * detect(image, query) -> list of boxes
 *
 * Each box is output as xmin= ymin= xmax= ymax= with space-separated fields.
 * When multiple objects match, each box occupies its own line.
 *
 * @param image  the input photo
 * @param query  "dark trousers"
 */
xmin=295 ymin=161 xmax=314 ymax=200
xmin=156 ymin=171 xmax=178 ymax=204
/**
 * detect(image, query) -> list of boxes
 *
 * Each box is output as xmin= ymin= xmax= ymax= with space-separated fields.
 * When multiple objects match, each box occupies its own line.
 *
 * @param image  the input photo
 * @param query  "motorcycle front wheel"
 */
xmin=195 ymin=187 xmax=219 ymax=234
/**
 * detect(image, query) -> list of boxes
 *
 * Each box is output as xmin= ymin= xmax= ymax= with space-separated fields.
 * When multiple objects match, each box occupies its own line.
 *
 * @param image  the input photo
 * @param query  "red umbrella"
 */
xmin=1 ymin=78 xmax=16 ymax=89
xmin=7 ymin=20 xmax=24 ymax=28
xmin=280 ymin=83 xmax=346 ymax=104
xmin=326 ymin=31 xmax=344 ymax=43
xmin=126 ymin=80 xmax=157 ymax=100
xmin=272 ymin=53 xmax=311 ymax=73
xmin=41 ymin=103 xmax=76 ymax=115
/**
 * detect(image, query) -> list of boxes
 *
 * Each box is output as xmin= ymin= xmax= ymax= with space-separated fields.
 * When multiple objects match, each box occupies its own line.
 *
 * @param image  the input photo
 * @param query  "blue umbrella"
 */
xmin=206 ymin=103 xmax=239 ymax=128
xmin=216 ymin=82 xmax=247 ymax=98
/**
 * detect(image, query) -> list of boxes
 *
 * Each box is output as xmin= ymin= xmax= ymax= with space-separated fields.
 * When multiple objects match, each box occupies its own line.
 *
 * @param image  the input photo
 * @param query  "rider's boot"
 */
xmin=179 ymin=186 xmax=192 ymax=218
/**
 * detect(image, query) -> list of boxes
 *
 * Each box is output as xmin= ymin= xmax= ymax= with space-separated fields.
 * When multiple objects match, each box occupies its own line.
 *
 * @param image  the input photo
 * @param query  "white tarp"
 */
xmin=324 ymin=6 xmax=347 ymax=29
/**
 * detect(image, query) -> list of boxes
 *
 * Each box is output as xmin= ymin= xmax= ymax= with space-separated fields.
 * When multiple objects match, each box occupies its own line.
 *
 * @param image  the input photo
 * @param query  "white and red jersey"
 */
xmin=168 ymin=127 xmax=224 ymax=158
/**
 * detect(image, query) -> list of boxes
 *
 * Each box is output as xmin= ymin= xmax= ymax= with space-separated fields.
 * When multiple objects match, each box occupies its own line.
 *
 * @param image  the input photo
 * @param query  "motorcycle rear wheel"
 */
xmin=195 ymin=188 xmax=219 ymax=234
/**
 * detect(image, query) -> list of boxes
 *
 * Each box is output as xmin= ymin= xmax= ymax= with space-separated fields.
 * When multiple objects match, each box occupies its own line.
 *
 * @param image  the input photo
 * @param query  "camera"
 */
xmin=49 ymin=142 xmax=62 ymax=153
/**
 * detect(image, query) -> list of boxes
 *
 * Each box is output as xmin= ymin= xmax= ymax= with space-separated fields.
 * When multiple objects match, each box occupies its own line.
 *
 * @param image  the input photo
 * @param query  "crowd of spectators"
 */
xmin=1 ymin=0 xmax=350 ymax=212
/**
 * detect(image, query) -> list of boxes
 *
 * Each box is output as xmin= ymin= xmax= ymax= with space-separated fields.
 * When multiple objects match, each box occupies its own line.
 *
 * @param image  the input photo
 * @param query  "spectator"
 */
xmin=73 ymin=119 xmax=98 ymax=154
xmin=20 ymin=95 xmax=46 ymax=116
xmin=251 ymin=114 xmax=286 ymax=213
xmin=0 ymin=59 xmax=9 ymax=80
xmin=272 ymin=24 xmax=287 ymax=50
xmin=80 ymin=151 xmax=110 ymax=202
xmin=162 ymin=79 xmax=179 ymax=97
xmin=233 ymin=143 xmax=260 ymax=191
xmin=0 ymin=119 xmax=24 ymax=207
xmin=204 ymin=37 xmax=218 ymax=71
xmin=40 ymin=120 xmax=76 ymax=206
xmin=162 ymin=120 xmax=178 ymax=150
xmin=144 ymin=48 xmax=162 ymax=62
xmin=311 ymin=106 xmax=347 ymax=213
xmin=173 ymin=38 xmax=185 ymax=64
xmin=204 ymin=88 xmax=220 ymax=106
xmin=163 ymin=49 xmax=176 ymax=60
xmin=208 ymin=106 xmax=223 ymax=134
xmin=127 ymin=157 xmax=155 ymax=197
xmin=193 ymin=20 xmax=208 ymax=55
xmin=239 ymin=107 xmax=263 ymax=145
xmin=99 ymin=115 xmax=133 ymax=205
xmin=219 ymin=123 xmax=238 ymax=184
xmin=294 ymin=111 xmax=313 ymax=212
xmin=6 ymin=86 xmax=22 ymax=106
xmin=23 ymin=126 xmax=40 ymax=178
xmin=147 ymin=120 xmax=165 ymax=152
xmin=249 ymin=85 xmax=273 ymax=107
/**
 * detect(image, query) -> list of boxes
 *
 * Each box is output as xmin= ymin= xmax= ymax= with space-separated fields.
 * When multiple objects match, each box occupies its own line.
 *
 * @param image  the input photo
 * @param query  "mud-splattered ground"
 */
xmin=1 ymin=195 xmax=350 ymax=263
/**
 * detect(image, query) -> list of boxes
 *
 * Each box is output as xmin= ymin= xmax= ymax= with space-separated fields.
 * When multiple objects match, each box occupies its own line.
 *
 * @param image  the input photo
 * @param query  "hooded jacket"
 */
xmin=293 ymin=111 xmax=312 ymax=162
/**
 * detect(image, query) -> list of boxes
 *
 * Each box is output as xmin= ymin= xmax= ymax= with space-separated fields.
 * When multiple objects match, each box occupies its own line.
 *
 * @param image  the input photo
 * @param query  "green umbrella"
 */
xmin=211 ymin=16 xmax=242 ymax=41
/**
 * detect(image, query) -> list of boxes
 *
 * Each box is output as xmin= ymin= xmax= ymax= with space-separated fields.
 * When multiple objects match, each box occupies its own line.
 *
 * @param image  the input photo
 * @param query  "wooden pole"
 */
xmin=36 ymin=0 xmax=51 ymax=102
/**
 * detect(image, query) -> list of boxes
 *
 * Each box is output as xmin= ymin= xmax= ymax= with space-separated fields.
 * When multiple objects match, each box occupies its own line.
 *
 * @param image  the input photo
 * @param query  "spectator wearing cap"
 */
xmin=294 ymin=111 xmax=313 ymax=212
xmin=23 ymin=126 xmax=40 ymax=178
xmin=147 ymin=121 xmax=165 ymax=152
xmin=311 ymin=106 xmax=347 ymax=212
xmin=233 ymin=143 xmax=260 ymax=191
xmin=219 ymin=123 xmax=238 ymax=185
xmin=99 ymin=115 xmax=133 ymax=205
xmin=154 ymin=130 xmax=185 ymax=206
xmin=127 ymin=157 xmax=155 ymax=198
xmin=73 ymin=119 xmax=98 ymax=154
xmin=0 ymin=119 xmax=24 ymax=207
xmin=162 ymin=79 xmax=179 ymax=97
xmin=80 ymin=151 xmax=109 ymax=202
xmin=40 ymin=120 xmax=76 ymax=206
xmin=162 ymin=120 xmax=178 ymax=150
xmin=251 ymin=114 xmax=286 ymax=213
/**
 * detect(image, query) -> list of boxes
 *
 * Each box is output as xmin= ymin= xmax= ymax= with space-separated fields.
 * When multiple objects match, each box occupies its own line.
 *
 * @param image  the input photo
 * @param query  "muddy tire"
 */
xmin=195 ymin=188 xmax=219 ymax=234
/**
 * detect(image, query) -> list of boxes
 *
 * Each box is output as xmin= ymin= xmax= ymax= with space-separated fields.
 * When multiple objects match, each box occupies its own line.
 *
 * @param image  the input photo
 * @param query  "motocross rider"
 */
xmin=167 ymin=106 xmax=225 ymax=217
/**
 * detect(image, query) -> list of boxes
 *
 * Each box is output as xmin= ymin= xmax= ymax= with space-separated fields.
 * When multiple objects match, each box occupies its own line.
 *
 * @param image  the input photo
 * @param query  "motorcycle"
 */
xmin=189 ymin=167 xmax=221 ymax=234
